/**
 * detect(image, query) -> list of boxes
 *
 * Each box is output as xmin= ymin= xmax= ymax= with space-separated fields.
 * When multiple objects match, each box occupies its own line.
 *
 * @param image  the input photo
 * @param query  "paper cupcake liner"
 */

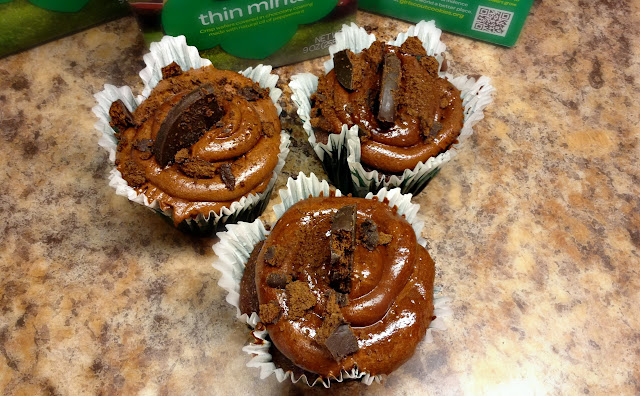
xmin=92 ymin=35 xmax=290 ymax=235
xmin=212 ymin=173 xmax=452 ymax=387
xmin=289 ymin=21 xmax=495 ymax=197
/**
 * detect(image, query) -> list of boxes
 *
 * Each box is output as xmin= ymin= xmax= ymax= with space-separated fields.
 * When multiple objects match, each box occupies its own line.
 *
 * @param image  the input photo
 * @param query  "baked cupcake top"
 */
xmin=310 ymin=37 xmax=463 ymax=174
xmin=240 ymin=195 xmax=435 ymax=377
xmin=108 ymin=63 xmax=281 ymax=225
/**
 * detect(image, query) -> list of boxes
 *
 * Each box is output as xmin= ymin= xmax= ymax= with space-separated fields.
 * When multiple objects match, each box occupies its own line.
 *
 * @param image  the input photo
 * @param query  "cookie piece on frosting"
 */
xmin=329 ymin=204 xmax=356 ymax=293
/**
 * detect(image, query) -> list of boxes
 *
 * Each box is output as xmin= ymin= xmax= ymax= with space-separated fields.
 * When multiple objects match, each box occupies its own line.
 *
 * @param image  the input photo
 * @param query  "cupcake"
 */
xmin=290 ymin=21 xmax=494 ymax=196
xmin=93 ymin=36 xmax=289 ymax=234
xmin=213 ymin=173 xmax=450 ymax=387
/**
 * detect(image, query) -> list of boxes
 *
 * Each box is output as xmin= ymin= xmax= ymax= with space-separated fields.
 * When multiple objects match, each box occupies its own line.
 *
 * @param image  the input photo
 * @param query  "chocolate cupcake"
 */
xmin=290 ymin=21 xmax=494 ymax=196
xmin=94 ymin=36 xmax=289 ymax=234
xmin=213 ymin=173 xmax=450 ymax=387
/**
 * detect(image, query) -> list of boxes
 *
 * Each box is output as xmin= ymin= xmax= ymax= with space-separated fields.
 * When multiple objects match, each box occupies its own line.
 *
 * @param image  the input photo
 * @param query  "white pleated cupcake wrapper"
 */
xmin=212 ymin=173 xmax=452 ymax=387
xmin=92 ymin=35 xmax=290 ymax=232
xmin=289 ymin=20 xmax=495 ymax=197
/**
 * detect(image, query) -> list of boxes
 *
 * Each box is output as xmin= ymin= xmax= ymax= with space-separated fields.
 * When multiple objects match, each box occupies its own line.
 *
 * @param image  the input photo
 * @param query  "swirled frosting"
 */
xmin=241 ymin=196 xmax=435 ymax=377
xmin=113 ymin=65 xmax=281 ymax=224
xmin=310 ymin=37 xmax=464 ymax=174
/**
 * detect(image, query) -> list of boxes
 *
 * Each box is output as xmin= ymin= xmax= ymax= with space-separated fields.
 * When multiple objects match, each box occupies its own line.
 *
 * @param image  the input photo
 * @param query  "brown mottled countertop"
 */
xmin=1 ymin=3 xmax=639 ymax=395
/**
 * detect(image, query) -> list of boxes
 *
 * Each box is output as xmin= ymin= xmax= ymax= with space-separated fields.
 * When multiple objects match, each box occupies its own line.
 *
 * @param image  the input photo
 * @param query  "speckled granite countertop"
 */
xmin=1 ymin=2 xmax=639 ymax=395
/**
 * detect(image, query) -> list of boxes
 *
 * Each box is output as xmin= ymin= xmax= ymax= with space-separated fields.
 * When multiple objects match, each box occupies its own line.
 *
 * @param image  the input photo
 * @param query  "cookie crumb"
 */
xmin=400 ymin=36 xmax=427 ymax=57
xmin=419 ymin=56 xmax=440 ymax=77
xmin=378 ymin=232 xmax=393 ymax=245
xmin=428 ymin=121 xmax=443 ymax=138
xmin=134 ymin=138 xmax=153 ymax=152
xmin=259 ymin=300 xmax=282 ymax=324
xmin=109 ymin=99 xmax=135 ymax=132
xmin=285 ymin=281 xmax=316 ymax=320
xmin=330 ymin=205 xmax=356 ymax=293
xmin=335 ymin=292 xmax=349 ymax=307
xmin=266 ymin=273 xmax=293 ymax=289
xmin=359 ymin=219 xmax=379 ymax=251
xmin=264 ymin=246 xmax=278 ymax=267
xmin=122 ymin=160 xmax=146 ymax=187
xmin=161 ymin=61 xmax=183 ymax=79
xmin=219 ymin=163 xmax=235 ymax=191
xmin=179 ymin=158 xmax=219 ymax=179
xmin=263 ymin=121 xmax=276 ymax=138
xmin=174 ymin=148 xmax=190 ymax=164
xmin=440 ymin=54 xmax=448 ymax=72
xmin=134 ymin=139 xmax=154 ymax=160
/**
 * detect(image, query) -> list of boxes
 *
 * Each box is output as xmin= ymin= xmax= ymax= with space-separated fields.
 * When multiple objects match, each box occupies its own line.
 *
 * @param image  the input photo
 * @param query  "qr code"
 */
xmin=471 ymin=6 xmax=514 ymax=37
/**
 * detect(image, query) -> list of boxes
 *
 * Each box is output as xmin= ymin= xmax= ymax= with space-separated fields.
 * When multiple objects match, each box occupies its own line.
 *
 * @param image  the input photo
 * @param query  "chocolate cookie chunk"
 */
xmin=121 ymin=160 xmax=146 ymax=187
xmin=285 ymin=281 xmax=316 ymax=320
xmin=179 ymin=158 xmax=220 ymax=179
xmin=399 ymin=36 xmax=427 ymax=57
xmin=359 ymin=219 xmax=379 ymax=251
xmin=264 ymin=246 xmax=278 ymax=267
xmin=239 ymin=241 xmax=264 ymax=316
xmin=153 ymin=84 xmax=224 ymax=167
xmin=333 ymin=49 xmax=364 ymax=91
xmin=218 ymin=163 xmax=235 ymax=191
xmin=161 ymin=61 xmax=183 ymax=79
xmin=325 ymin=324 xmax=359 ymax=361
xmin=266 ymin=273 xmax=293 ymax=289
xmin=109 ymin=99 xmax=135 ymax=132
xmin=259 ymin=301 xmax=282 ymax=324
xmin=378 ymin=53 xmax=402 ymax=123
xmin=329 ymin=205 xmax=357 ymax=293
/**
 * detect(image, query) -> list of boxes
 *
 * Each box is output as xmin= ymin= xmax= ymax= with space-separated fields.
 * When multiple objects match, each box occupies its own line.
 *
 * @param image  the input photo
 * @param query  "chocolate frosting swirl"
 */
xmin=253 ymin=196 xmax=435 ymax=377
xmin=115 ymin=66 xmax=281 ymax=224
xmin=311 ymin=38 xmax=464 ymax=173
